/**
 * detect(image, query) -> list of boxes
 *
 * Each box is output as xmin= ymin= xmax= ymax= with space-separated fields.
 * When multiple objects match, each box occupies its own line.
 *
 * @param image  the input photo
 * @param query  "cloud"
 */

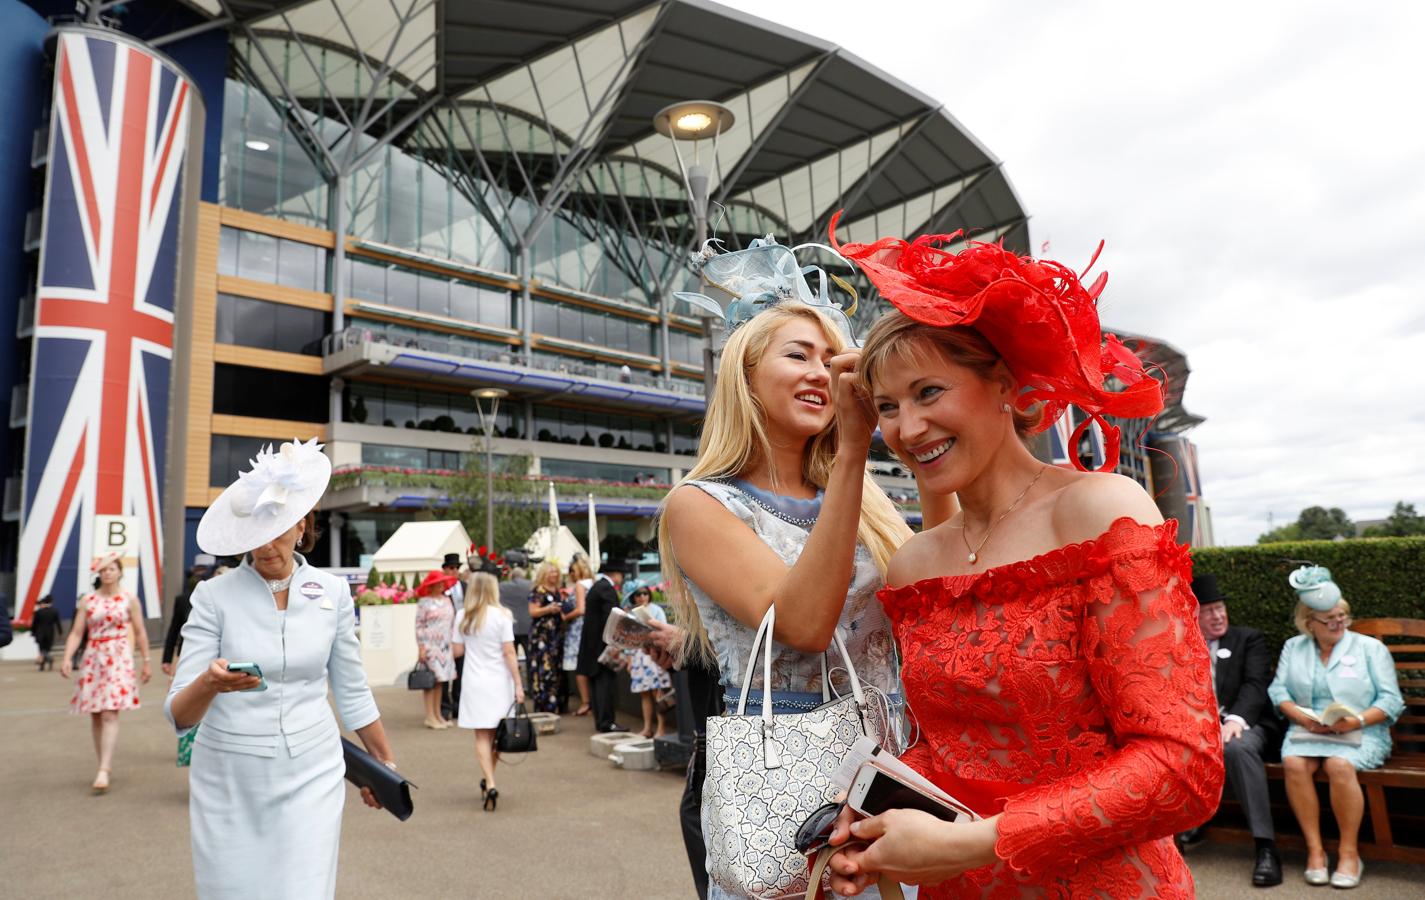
xmin=720 ymin=0 xmax=1425 ymax=544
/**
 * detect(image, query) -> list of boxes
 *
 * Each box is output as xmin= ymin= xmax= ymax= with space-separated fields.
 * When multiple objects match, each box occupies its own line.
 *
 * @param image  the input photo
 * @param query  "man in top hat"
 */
xmin=1182 ymin=572 xmax=1282 ymax=886
xmin=578 ymin=558 xmax=632 ymax=733
xmin=440 ymin=552 xmax=465 ymax=721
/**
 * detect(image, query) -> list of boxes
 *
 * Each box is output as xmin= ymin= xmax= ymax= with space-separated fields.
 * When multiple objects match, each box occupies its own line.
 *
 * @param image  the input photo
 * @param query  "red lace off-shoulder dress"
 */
xmin=879 ymin=518 xmax=1223 ymax=899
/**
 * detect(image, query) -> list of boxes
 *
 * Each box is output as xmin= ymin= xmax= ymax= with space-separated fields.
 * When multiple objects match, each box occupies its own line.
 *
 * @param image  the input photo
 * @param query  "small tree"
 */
xmin=366 ymin=565 xmax=382 ymax=589
xmin=1363 ymin=501 xmax=1425 ymax=537
xmin=1260 ymin=506 xmax=1354 ymax=543
xmin=446 ymin=439 xmax=546 ymax=558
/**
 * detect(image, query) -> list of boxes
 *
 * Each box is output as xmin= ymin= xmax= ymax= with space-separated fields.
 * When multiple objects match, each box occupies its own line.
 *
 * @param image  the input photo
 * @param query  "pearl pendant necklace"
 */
xmin=962 ymin=466 xmax=1048 ymax=566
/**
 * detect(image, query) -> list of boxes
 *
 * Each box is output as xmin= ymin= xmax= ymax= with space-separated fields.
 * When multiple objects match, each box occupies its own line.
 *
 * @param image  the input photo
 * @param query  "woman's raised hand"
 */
xmin=202 ymin=658 xmax=262 ymax=693
xmin=830 ymin=350 xmax=876 ymax=449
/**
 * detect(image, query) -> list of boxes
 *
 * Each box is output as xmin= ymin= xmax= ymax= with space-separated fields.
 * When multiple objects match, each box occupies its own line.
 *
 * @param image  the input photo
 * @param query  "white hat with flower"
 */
xmin=198 ymin=438 xmax=332 ymax=556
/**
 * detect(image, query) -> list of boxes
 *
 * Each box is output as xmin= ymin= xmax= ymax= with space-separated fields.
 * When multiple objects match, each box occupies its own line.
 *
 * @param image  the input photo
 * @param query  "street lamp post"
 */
xmin=653 ymin=101 xmax=735 ymax=396
xmin=471 ymin=387 xmax=509 ymax=552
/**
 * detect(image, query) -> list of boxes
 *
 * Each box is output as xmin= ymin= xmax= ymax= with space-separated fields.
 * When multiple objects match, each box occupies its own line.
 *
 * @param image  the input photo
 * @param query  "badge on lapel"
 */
xmin=299 ymin=581 xmax=333 ymax=609
xmin=1216 ymin=647 xmax=1232 ymax=659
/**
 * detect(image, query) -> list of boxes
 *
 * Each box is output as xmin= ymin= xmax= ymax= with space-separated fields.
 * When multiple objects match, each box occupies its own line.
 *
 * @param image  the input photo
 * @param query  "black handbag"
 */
xmin=495 ymin=702 xmax=538 ymax=753
xmin=406 ymin=665 xmax=436 ymax=691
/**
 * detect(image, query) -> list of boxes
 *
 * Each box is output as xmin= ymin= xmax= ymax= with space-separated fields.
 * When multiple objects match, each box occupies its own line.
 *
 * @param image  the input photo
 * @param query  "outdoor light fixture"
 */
xmin=653 ymin=100 xmax=736 ymax=398
xmin=245 ymin=139 xmax=271 ymax=152
xmin=471 ymin=388 xmax=510 ymax=551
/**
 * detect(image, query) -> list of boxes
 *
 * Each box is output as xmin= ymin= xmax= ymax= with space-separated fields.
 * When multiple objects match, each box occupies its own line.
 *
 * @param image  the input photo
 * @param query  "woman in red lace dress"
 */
xmin=823 ymin=221 xmax=1223 ymax=898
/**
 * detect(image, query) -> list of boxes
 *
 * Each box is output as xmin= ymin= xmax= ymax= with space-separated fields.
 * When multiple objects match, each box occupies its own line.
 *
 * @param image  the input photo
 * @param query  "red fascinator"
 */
xmin=416 ymin=570 xmax=457 ymax=595
xmin=829 ymin=211 xmax=1162 ymax=472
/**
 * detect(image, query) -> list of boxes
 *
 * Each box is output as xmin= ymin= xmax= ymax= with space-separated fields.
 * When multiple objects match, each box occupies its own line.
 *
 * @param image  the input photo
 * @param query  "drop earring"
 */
xmin=1000 ymin=402 xmax=1011 ymax=413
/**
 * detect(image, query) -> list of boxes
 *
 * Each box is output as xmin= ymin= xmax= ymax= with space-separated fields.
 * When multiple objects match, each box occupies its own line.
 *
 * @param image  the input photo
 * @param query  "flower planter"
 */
xmin=357 ymin=603 xmax=419 ymax=687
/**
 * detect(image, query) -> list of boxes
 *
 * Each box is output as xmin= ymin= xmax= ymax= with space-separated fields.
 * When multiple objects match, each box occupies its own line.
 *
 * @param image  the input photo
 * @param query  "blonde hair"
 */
xmin=569 ymin=555 xmax=594 ymax=583
xmin=532 ymin=561 xmax=560 ymax=592
xmin=858 ymin=310 xmax=1043 ymax=439
xmin=658 ymin=304 xmax=908 ymax=666
xmin=1295 ymin=599 xmax=1351 ymax=637
xmin=459 ymin=572 xmax=505 ymax=634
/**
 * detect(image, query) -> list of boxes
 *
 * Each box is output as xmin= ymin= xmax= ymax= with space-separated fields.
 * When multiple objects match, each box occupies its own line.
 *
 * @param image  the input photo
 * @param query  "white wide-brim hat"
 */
xmin=197 ymin=438 xmax=332 ymax=557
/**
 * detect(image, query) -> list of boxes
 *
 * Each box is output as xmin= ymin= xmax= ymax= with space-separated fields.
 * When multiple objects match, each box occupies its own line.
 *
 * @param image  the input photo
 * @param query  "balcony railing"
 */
xmin=328 ymin=465 xmax=674 ymax=501
xmin=23 ymin=208 xmax=43 ymax=252
xmin=323 ymin=325 xmax=705 ymax=398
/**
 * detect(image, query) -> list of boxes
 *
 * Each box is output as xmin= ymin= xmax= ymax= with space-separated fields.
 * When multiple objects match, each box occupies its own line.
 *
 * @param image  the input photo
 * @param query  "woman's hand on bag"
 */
xmin=828 ymin=810 xmax=1001 ymax=889
xmin=514 ymin=686 xmax=526 ymax=705
xmin=360 ymin=786 xmax=383 ymax=810
xmin=202 ymin=658 xmax=261 ymax=693
xmin=829 ymin=350 xmax=876 ymax=451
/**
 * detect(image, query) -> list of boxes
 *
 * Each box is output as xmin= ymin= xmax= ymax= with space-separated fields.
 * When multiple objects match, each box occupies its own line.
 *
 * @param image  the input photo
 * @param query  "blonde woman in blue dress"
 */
xmin=166 ymin=440 xmax=395 ymax=899
xmin=1269 ymin=566 xmax=1404 ymax=889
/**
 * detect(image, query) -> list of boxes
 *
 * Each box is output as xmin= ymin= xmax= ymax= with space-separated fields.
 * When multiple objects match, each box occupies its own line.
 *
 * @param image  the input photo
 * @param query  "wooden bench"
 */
xmin=1207 ymin=618 xmax=1425 ymax=863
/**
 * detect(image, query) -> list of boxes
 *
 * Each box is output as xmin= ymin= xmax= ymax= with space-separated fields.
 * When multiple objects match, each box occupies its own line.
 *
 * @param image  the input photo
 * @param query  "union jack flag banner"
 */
xmin=17 ymin=29 xmax=201 ymax=622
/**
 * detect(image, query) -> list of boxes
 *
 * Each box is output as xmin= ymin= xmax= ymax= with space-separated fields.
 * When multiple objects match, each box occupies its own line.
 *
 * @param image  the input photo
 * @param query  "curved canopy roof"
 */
xmin=173 ymin=0 xmax=1030 ymax=250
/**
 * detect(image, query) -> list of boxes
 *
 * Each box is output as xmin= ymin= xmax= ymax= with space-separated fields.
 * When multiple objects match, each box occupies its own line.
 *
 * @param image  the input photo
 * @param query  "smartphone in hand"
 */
xmin=226 ymin=661 xmax=267 ymax=692
xmin=847 ymin=764 xmax=965 ymax=823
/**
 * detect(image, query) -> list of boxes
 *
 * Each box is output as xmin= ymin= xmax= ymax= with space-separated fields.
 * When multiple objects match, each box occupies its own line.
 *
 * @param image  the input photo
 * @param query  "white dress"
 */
xmin=452 ymin=607 xmax=517 ymax=728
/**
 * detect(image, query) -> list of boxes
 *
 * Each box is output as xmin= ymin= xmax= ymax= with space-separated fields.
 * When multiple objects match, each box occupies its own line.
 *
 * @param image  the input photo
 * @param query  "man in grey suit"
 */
xmin=498 ymin=565 xmax=533 ymax=666
xmin=1182 ymin=573 xmax=1282 ymax=887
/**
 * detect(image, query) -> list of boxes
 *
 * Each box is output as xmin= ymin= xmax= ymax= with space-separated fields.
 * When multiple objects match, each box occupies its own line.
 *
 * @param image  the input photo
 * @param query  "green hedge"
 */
xmin=1192 ymin=537 xmax=1425 ymax=652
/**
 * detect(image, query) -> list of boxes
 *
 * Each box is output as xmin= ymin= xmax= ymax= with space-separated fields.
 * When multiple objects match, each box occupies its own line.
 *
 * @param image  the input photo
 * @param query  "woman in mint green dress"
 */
xmin=1268 ymin=567 xmax=1403 ymax=889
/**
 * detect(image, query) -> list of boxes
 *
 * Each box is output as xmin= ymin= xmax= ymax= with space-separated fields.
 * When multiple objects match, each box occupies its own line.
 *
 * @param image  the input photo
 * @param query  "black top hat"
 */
xmin=442 ymin=553 xmax=461 ymax=568
xmin=1191 ymin=573 xmax=1227 ymax=605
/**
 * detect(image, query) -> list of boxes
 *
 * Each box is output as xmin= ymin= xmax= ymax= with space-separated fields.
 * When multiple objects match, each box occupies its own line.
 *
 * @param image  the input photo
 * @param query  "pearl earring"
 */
xmin=1001 ymin=402 xmax=1011 ymax=413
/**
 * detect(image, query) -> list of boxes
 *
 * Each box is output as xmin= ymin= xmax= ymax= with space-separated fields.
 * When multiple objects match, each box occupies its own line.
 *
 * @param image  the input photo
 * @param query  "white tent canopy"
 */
xmin=523 ymin=525 xmax=588 ymax=573
xmin=371 ymin=521 xmax=473 ymax=578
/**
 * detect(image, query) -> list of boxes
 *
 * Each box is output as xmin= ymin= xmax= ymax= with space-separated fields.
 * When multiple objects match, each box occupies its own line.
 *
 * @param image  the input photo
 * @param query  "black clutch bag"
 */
xmin=407 ymin=665 xmax=436 ymax=691
xmin=495 ymin=703 xmax=538 ymax=753
xmin=341 ymin=738 xmax=416 ymax=821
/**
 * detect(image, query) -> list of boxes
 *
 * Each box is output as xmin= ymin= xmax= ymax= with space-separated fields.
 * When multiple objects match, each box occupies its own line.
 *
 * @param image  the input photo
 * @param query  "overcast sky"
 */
xmin=718 ymin=0 xmax=1425 ymax=546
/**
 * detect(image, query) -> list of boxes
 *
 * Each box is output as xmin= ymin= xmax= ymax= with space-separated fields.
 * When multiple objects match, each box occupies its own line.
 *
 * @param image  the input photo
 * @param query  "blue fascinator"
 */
xmin=1288 ymin=565 xmax=1343 ymax=612
xmin=673 ymin=236 xmax=862 ymax=346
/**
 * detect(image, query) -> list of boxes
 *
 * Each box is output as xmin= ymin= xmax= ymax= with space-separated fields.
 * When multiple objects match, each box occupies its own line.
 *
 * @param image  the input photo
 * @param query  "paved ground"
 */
xmin=2 ymin=659 xmax=1422 ymax=898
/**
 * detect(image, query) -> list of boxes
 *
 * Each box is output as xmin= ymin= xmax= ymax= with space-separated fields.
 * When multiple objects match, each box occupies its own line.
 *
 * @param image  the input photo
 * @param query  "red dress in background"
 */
xmin=71 ymin=592 xmax=141 ymax=714
xmin=880 ymin=518 xmax=1223 ymax=899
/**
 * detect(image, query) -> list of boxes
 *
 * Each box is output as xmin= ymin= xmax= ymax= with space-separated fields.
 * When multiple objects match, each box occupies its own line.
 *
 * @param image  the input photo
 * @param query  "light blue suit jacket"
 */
xmin=1267 ymin=630 xmax=1404 ymax=723
xmin=164 ymin=554 xmax=380 ymax=757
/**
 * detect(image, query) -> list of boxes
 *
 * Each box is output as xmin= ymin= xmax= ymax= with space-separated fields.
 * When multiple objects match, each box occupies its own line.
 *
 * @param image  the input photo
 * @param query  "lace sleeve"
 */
xmin=994 ymin=522 xmax=1224 ymax=876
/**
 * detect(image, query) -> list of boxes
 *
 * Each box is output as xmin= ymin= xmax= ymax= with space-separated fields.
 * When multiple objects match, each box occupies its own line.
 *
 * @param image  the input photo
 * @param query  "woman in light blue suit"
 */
xmin=1268 ymin=566 xmax=1403 ymax=889
xmin=166 ymin=439 xmax=395 ymax=899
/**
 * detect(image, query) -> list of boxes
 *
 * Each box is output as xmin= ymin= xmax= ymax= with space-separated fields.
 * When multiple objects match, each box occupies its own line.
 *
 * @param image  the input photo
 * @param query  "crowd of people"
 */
xmin=9 ymin=221 xmax=1413 ymax=900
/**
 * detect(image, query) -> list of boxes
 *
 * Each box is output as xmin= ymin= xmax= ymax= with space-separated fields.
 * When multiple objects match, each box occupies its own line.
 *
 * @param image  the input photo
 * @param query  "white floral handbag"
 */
xmin=704 ymin=605 xmax=880 ymax=899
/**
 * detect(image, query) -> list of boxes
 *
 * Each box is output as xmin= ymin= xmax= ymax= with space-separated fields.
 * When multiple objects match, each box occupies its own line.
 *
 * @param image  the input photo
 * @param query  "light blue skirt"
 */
xmin=188 ymin=731 xmax=345 ymax=899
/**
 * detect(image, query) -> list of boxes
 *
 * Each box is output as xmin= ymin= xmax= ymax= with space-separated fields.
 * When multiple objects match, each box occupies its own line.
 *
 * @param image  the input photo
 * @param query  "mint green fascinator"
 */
xmin=1288 ymin=565 xmax=1343 ymax=612
xmin=674 ymin=236 xmax=861 ymax=346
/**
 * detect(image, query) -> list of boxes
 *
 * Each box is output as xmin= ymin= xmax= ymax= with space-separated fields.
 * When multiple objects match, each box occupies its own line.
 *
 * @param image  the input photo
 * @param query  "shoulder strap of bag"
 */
xmin=736 ymin=606 xmax=868 ymax=722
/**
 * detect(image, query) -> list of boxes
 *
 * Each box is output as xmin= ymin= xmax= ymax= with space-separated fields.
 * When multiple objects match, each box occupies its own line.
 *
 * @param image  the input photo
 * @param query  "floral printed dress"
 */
xmin=879 ymin=518 xmax=1223 ymax=899
xmin=627 ymin=603 xmax=671 ymax=693
xmin=527 ymin=589 xmax=564 ymax=713
xmin=71 ymin=592 xmax=140 ymax=713
xmin=414 ymin=596 xmax=456 ymax=682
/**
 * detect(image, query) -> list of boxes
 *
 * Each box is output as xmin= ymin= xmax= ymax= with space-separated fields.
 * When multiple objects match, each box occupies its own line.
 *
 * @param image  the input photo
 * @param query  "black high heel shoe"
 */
xmin=479 ymin=778 xmax=487 ymax=800
xmin=483 ymin=788 xmax=498 ymax=811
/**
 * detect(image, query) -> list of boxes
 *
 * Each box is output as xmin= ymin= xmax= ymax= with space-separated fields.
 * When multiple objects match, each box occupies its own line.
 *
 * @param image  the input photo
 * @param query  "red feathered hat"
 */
xmin=830 ymin=212 xmax=1163 ymax=472
xmin=416 ymin=570 xmax=457 ymax=596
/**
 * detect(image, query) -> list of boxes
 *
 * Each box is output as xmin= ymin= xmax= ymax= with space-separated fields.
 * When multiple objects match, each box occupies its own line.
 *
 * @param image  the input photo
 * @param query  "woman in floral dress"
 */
xmin=624 ymin=585 xmax=671 ymax=737
xmin=413 ymin=571 xmax=457 ymax=729
xmin=60 ymin=551 xmax=152 ymax=793
xmin=525 ymin=561 xmax=565 ymax=714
